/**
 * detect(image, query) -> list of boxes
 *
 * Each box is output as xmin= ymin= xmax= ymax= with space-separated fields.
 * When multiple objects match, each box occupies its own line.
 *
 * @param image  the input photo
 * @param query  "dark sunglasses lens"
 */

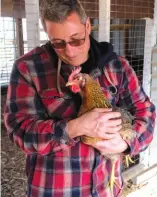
xmin=70 ymin=39 xmax=85 ymax=47
xmin=52 ymin=42 xmax=66 ymax=49
xmin=52 ymin=38 xmax=85 ymax=49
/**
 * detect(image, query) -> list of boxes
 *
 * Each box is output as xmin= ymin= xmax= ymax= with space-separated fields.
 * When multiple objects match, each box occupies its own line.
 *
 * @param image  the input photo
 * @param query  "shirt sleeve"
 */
xmin=118 ymin=57 xmax=156 ymax=157
xmin=4 ymin=60 xmax=77 ymax=155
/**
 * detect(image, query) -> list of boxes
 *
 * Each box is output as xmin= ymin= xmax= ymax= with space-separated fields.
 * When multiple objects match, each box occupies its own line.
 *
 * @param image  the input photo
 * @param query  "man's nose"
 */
xmin=64 ymin=43 xmax=75 ymax=57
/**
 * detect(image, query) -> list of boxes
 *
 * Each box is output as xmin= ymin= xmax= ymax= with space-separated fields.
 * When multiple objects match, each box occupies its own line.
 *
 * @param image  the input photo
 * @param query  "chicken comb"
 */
xmin=89 ymin=68 xmax=102 ymax=79
xmin=69 ymin=66 xmax=82 ymax=81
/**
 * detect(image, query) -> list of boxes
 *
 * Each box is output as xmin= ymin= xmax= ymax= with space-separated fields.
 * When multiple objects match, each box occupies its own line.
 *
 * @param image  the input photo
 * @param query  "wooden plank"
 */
xmin=1 ymin=0 xmax=25 ymax=18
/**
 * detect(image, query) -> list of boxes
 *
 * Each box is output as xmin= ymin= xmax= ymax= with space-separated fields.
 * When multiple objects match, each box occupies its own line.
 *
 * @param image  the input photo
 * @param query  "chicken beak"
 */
xmin=66 ymin=81 xmax=75 ymax=87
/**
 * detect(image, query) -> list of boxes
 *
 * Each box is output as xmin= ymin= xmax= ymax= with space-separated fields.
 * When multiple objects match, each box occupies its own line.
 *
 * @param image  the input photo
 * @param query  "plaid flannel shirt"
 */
xmin=4 ymin=40 xmax=156 ymax=197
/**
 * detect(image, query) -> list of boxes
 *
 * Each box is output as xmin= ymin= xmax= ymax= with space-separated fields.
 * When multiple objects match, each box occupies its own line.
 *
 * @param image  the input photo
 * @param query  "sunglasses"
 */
xmin=51 ymin=29 xmax=86 ymax=49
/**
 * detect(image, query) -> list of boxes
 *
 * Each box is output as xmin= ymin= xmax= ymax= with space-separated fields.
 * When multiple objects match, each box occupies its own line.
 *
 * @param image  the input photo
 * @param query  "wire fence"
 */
xmin=110 ymin=18 xmax=146 ymax=84
xmin=110 ymin=0 xmax=155 ymax=169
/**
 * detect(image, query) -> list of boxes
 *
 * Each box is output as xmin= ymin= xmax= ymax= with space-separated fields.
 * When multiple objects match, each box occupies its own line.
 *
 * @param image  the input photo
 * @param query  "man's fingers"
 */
xmin=92 ymin=108 xmax=112 ymax=113
xmin=97 ymin=126 xmax=122 ymax=139
xmin=99 ymin=133 xmax=117 ymax=140
xmin=98 ymin=112 xmax=121 ymax=122
xmin=107 ymin=125 xmax=122 ymax=133
xmin=103 ymin=119 xmax=122 ymax=127
xmin=87 ymin=108 xmax=113 ymax=121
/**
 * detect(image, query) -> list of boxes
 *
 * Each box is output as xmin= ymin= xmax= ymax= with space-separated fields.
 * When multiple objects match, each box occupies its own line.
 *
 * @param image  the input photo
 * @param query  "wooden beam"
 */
xmin=15 ymin=18 xmax=24 ymax=57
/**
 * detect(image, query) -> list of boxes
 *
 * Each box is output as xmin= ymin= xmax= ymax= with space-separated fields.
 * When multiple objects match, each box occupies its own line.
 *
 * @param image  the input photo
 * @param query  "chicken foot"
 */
xmin=106 ymin=159 xmax=122 ymax=197
xmin=125 ymin=155 xmax=135 ymax=168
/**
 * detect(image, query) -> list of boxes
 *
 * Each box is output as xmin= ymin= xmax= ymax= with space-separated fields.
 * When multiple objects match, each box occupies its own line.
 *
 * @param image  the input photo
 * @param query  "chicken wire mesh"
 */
xmin=110 ymin=0 xmax=155 ymax=170
xmin=1 ymin=0 xmax=25 ymax=85
xmin=0 ymin=17 xmax=15 ymax=85
xmin=110 ymin=19 xmax=145 ymax=84
xmin=0 ymin=16 xmax=27 ymax=85
xmin=80 ymin=0 xmax=99 ymax=40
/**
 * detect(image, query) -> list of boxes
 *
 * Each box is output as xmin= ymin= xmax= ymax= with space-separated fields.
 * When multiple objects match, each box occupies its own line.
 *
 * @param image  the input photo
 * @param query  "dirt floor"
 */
xmin=1 ymin=124 xmax=27 ymax=197
xmin=1 ymin=123 xmax=139 ymax=197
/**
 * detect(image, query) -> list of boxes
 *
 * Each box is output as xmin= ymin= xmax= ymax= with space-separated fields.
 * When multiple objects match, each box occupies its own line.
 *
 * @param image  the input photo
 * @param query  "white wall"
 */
xmin=24 ymin=0 xmax=40 ymax=50
xmin=147 ymin=0 xmax=157 ymax=167
xmin=98 ymin=0 xmax=110 ymax=42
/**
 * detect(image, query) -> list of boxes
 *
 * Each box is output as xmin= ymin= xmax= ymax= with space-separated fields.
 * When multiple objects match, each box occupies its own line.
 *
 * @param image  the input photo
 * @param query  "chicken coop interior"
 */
xmin=1 ymin=0 xmax=157 ymax=197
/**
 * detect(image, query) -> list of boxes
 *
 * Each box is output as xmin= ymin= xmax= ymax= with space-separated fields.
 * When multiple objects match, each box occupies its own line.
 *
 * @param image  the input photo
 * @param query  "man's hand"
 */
xmin=91 ymin=133 xmax=128 ymax=155
xmin=67 ymin=108 xmax=122 ymax=139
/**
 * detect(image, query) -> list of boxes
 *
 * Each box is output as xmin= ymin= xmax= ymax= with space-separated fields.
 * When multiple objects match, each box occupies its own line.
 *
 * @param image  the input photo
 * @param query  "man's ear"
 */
xmin=86 ymin=17 xmax=91 ymax=35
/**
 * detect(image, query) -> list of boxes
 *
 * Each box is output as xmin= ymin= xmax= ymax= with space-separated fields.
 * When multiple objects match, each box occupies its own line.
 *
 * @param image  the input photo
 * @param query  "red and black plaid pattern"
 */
xmin=4 ymin=41 xmax=156 ymax=197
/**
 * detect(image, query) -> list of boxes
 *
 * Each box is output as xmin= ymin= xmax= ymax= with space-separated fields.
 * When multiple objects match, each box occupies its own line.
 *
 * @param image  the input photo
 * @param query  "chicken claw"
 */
xmin=106 ymin=161 xmax=122 ymax=197
xmin=125 ymin=155 xmax=135 ymax=168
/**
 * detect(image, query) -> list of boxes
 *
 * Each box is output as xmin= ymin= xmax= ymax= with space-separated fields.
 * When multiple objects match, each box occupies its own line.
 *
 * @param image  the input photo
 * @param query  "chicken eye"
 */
xmin=74 ymin=75 xmax=82 ymax=81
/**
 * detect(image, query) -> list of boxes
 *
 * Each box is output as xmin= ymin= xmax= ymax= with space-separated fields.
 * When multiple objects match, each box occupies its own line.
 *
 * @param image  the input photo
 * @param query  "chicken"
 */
xmin=66 ymin=67 xmax=135 ymax=196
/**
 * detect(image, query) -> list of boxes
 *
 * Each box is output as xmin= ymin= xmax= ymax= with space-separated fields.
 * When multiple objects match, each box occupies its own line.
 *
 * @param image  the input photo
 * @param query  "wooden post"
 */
xmin=15 ymin=18 xmax=24 ymax=57
xmin=99 ymin=0 xmax=110 ymax=42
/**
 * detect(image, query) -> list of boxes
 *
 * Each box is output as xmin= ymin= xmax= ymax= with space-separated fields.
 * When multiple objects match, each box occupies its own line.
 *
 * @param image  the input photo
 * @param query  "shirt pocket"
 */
xmin=40 ymin=88 xmax=77 ymax=119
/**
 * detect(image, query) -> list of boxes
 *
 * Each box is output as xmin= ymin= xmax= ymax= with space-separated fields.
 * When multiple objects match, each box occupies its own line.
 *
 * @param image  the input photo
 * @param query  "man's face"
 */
xmin=45 ymin=12 xmax=91 ymax=66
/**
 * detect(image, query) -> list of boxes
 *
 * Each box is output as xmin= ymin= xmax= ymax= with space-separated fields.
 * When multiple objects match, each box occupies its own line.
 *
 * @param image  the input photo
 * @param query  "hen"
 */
xmin=66 ymin=67 xmax=135 ymax=195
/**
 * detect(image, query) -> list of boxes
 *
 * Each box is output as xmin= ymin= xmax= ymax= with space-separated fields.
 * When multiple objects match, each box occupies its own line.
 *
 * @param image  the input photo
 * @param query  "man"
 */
xmin=4 ymin=0 xmax=156 ymax=197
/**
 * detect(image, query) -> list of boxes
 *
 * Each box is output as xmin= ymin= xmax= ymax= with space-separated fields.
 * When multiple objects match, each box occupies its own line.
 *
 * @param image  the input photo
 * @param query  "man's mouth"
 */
xmin=68 ymin=56 xmax=78 ymax=59
xmin=60 ymin=55 xmax=78 ymax=63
